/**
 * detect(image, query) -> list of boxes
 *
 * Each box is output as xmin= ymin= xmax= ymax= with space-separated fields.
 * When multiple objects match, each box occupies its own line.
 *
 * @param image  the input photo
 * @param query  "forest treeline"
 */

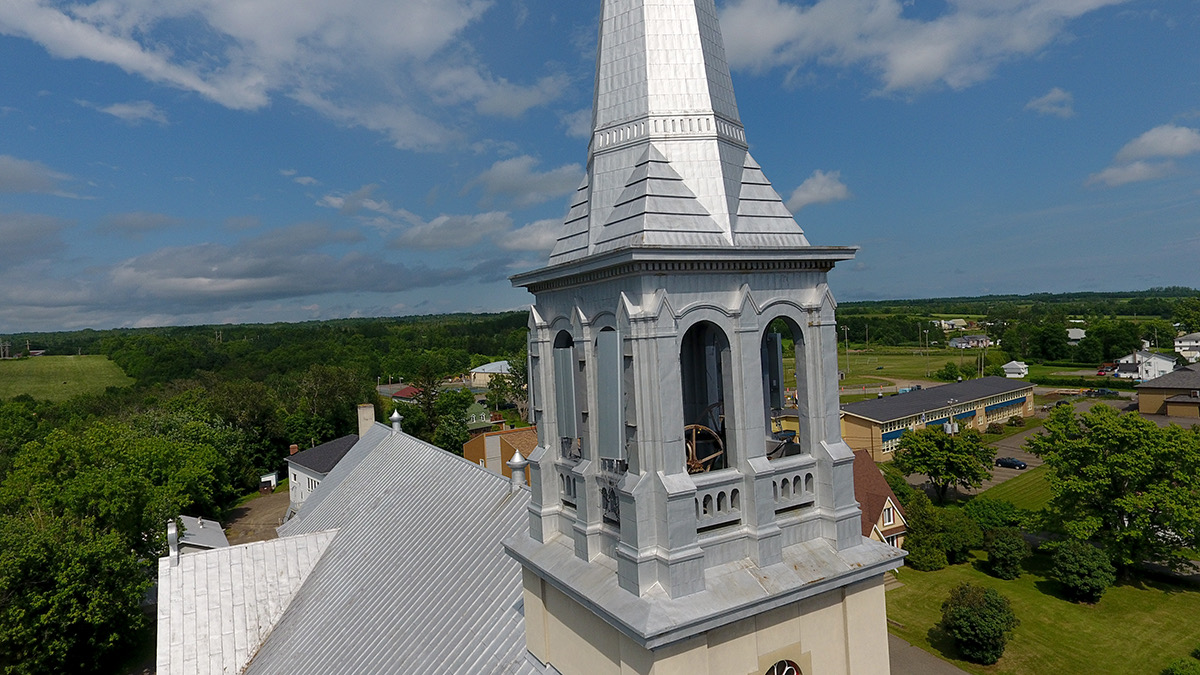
xmin=0 ymin=312 xmax=529 ymax=674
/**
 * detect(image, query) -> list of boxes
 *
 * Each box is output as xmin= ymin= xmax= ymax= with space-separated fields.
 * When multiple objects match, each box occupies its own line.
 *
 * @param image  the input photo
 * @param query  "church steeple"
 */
xmin=507 ymin=2 xmax=903 ymax=673
xmin=550 ymin=0 xmax=809 ymax=267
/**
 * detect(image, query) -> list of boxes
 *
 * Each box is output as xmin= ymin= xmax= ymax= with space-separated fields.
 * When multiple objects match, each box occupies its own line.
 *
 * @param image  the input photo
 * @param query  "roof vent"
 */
xmin=390 ymin=409 xmax=403 ymax=434
xmin=506 ymin=449 xmax=530 ymax=491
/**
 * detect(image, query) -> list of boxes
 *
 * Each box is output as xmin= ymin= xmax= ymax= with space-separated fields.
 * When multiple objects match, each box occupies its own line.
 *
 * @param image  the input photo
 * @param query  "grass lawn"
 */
xmin=887 ymin=552 xmax=1200 ymax=674
xmin=0 ymin=355 xmax=133 ymax=401
xmin=978 ymin=465 xmax=1053 ymax=511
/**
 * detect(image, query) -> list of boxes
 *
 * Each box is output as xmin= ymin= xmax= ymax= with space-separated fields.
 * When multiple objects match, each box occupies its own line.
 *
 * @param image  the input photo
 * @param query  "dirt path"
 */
xmin=225 ymin=490 xmax=290 ymax=545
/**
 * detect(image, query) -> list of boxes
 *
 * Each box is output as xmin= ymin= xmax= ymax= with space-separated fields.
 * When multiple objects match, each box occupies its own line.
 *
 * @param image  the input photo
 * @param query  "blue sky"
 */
xmin=0 ymin=0 xmax=1197 ymax=332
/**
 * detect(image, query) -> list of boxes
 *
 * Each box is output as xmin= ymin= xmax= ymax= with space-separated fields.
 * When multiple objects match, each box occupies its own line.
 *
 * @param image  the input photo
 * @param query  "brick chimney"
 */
xmin=357 ymin=403 xmax=375 ymax=437
xmin=289 ymin=444 xmax=299 ymax=455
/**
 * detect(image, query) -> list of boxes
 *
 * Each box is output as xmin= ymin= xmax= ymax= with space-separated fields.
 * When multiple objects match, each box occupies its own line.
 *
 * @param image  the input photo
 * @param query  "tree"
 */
xmin=902 ymin=492 xmax=947 ymax=571
xmin=1174 ymin=296 xmax=1200 ymax=334
xmin=963 ymin=497 xmax=1021 ymax=532
xmin=934 ymin=362 xmax=962 ymax=382
xmin=985 ymin=527 xmax=1029 ymax=580
xmin=894 ymin=427 xmax=993 ymax=503
xmin=1049 ymin=539 xmax=1116 ymax=603
xmin=1026 ymin=405 xmax=1200 ymax=574
xmin=940 ymin=583 xmax=1019 ymax=665
xmin=940 ymin=509 xmax=982 ymax=565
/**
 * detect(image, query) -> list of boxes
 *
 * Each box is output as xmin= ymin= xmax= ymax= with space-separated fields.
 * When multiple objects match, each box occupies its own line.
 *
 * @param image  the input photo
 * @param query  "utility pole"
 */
xmin=0 ymin=340 xmax=9 ymax=359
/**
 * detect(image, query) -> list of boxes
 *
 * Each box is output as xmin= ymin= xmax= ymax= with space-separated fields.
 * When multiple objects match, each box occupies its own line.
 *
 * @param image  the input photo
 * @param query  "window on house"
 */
xmin=883 ymin=506 xmax=894 ymax=526
xmin=308 ymin=477 xmax=319 ymax=492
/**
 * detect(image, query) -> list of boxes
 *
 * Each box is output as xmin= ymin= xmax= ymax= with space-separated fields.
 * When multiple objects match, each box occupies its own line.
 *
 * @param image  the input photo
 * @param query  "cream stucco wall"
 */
xmin=523 ymin=569 xmax=890 ymax=675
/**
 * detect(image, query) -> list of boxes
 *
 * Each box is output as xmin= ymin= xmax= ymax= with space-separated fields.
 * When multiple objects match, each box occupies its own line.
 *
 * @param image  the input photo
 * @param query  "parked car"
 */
xmin=995 ymin=457 xmax=1027 ymax=469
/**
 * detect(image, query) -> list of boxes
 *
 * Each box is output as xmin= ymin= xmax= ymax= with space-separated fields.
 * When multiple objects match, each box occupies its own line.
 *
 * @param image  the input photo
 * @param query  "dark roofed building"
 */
xmin=286 ymin=434 xmax=357 ymax=519
xmin=852 ymin=451 xmax=906 ymax=548
xmin=841 ymin=376 xmax=1034 ymax=461
xmin=1137 ymin=363 xmax=1200 ymax=417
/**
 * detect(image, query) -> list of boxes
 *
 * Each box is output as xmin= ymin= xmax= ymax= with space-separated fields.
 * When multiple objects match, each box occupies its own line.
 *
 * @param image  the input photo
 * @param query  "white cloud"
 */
xmin=293 ymin=176 xmax=319 ymax=186
xmin=1086 ymin=160 xmax=1173 ymax=187
xmin=471 ymin=156 xmax=583 ymax=208
xmin=0 ymin=0 xmax=559 ymax=149
xmin=0 ymin=154 xmax=78 ymax=196
xmin=560 ymin=108 xmax=592 ymax=139
xmin=1115 ymin=124 xmax=1200 ymax=162
xmin=1088 ymin=123 xmax=1200 ymax=187
xmin=392 ymin=211 xmax=513 ymax=250
xmin=0 ymin=213 xmax=69 ymax=265
xmin=719 ymin=0 xmax=1129 ymax=92
xmin=96 ymin=100 xmax=168 ymax=125
xmin=1025 ymin=87 xmax=1074 ymax=118
xmin=786 ymin=170 xmax=851 ymax=211
xmin=498 ymin=218 xmax=561 ymax=252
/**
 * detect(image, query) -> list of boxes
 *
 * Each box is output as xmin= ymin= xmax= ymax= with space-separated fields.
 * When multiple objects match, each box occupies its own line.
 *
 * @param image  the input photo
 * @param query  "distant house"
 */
xmin=469 ymin=361 xmax=511 ymax=389
xmin=852 ymin=451 xmax=907 ymax=548
xmin=948 ymin=334 xmax=992 ymax=349
xmin=463 ymin=426 xmax=537 ymax=482
xmin=1002 ymin=360 xmax=1028 ymax=378
xmin=1114 ymin=351 xmax=1177 ymax=381
xmin=1136 ymin=364 xmax=1200 ymax=418
xmin=176 ymin=514 xmax=229 ymax=555
xmin=1176 ymin=332 xmax=1200 ymax=363
xmin=286 ymin=434 xmax=358 ymax=520
xmin=936 ymin=319 xmax=968 ymax=331
xmin=1066 ymin=328 xmax=1086 ymax=345
xmin=466 ymin=401 xmax=501 ymax=434
xmin=390 ymin=385 xmax=422 ymax=403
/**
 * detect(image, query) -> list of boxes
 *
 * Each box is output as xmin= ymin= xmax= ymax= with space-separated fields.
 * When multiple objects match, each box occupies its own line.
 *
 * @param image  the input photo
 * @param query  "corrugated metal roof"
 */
xmin=155 ymin=530 xmax=336 ymax=675
xmin=840 ymin=377 xmax=1031 ymax=423
xmin=243 ymin=425 xmax=537 ymax=674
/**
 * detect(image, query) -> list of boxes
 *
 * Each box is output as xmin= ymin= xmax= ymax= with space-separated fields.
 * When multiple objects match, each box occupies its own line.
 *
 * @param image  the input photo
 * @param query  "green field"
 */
xmin=979 ymin=464 xmax=1054 ymax=511
xmin=0 ymin=355 xmax=133 ymax=401
xmin=887 ymin=552 xmax=1200 ymax=674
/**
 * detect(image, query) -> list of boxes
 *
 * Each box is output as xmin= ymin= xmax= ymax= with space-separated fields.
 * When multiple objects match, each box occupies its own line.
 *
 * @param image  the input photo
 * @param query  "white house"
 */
xmin=1002 ymin=360 xmax=1029 ymax=378
xmin=1115 ymin=351 xmax=1177 ymax=381
xmin=1067 ymin=328 xmax=1086 ymax=345
xmin=286 ymin=433 xmax=359 ymax=519
xmin=1176 ymin=332 xmax=1200 ymax=363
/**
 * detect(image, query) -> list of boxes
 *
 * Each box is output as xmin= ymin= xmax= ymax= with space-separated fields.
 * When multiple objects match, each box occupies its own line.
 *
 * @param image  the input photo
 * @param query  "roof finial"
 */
xmin=390 ymin=409 xmax=403 ymax=435
xmin=506 ymin=449 xmax=529 ymax=492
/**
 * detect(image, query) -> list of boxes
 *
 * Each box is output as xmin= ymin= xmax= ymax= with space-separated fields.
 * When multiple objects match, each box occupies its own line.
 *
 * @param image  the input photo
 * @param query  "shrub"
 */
xmin=941 ymin=583 xmax=1019 ymax=665
xmin=940 ymin=509 xmax=982 ymax=565
xmin=1193 ymin=644 xmax=1200 ymax=660
xmin=1006 ymin=415 xmax=1025 ymax=427
xmin=1050 ymin=540 xmax=1116 ymax=603
xmin=963 ymin=497 xmax=1021 ymax=532
xmin=1162 ymin=658 xmax=1200 ymax=675
xmin=906 ymin=537 xmax=949 ymax=571
xmin=985 ymin=527 xmax=1030 ymax=580
xmin=986 ymin=422 xmax=1004 ymax=434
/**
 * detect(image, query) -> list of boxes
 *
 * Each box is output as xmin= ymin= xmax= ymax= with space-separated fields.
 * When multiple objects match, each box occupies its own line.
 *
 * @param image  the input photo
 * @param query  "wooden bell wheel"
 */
xmin=684 ymin=423 xmax=725 ymax=474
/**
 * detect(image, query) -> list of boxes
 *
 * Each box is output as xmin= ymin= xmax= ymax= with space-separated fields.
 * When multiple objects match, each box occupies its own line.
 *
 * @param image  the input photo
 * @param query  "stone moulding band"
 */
xmin=523 ymin=259 xmax=837 ymax=294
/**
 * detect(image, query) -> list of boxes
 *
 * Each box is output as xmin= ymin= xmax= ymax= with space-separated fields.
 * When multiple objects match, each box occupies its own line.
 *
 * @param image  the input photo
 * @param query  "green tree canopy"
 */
xmin=1026 ymin=404 xmax=1200 ymax=574
xmin=893 ymin=427 xmax=993 ymax=503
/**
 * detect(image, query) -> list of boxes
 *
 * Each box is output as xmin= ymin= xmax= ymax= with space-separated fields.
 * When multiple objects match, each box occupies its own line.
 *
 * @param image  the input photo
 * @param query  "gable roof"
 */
xmin=243 ymin=425 xmax=536 ymax=674
xmin=470 ymin=360 xmax=511 ymax=375
xmin=852 ymin=451 xmax=906 ymax=538
xmin=287 ymin=434 xmax=358 ymax=474
xmin=840 ymin=377 xmax=1030 ymax=423
xmin=1137 ymin=363 xmax=1200 ymax=390
xmin=177 ymin=515 xmax=229 ymax=551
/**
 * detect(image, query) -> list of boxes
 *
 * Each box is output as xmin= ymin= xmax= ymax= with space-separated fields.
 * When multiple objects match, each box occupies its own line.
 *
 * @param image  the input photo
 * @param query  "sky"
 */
xmin=0 ymin=0 xmax=1197 ymax=333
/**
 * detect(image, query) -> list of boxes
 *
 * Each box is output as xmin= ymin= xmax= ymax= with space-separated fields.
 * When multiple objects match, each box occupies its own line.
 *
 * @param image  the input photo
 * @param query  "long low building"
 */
xmin=840 ymin=377 xmax=1035 ymax=461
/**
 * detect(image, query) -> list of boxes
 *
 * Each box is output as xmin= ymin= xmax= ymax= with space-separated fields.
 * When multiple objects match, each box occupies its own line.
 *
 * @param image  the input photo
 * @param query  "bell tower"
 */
xmin=506 ymin=1 xmax=904 ymax=673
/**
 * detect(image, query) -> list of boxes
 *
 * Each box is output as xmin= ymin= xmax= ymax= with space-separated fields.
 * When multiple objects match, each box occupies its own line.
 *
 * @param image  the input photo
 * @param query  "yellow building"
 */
xmin=1136 ymin=364 xmax=1200 ymax=417
xmin=840 ymin=377 xmax=1034 ymax=462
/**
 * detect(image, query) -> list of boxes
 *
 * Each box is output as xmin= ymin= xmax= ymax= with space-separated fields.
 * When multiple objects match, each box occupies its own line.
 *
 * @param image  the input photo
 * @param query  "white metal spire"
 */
xmin=548 ymin=0 xmax=810 ymax=266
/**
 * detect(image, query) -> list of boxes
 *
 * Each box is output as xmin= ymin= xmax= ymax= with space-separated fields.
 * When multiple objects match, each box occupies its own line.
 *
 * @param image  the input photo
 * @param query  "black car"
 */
xmin=995 ymin=457 xmax=1027 ymax=470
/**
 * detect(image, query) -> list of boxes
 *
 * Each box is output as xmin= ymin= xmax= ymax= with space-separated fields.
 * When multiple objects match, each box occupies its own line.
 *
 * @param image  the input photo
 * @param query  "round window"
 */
xmin=764 ymin=659 xmax=802 ymax=675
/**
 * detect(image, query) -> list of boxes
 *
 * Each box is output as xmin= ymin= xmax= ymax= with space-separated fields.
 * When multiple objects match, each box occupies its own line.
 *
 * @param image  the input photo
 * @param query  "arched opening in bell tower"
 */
xmin=761 ymin=316 xmax=808 ymax=459
xmin=552 ymin=330 xmax=581 ymax=461
xmin=679 ymin=321 xmax=732 ymax=474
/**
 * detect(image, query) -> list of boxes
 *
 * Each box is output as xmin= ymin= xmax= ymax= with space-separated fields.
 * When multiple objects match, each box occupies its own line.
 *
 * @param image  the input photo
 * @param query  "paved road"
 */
xmin=889 ymin=634 xmax=969 ymax=675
